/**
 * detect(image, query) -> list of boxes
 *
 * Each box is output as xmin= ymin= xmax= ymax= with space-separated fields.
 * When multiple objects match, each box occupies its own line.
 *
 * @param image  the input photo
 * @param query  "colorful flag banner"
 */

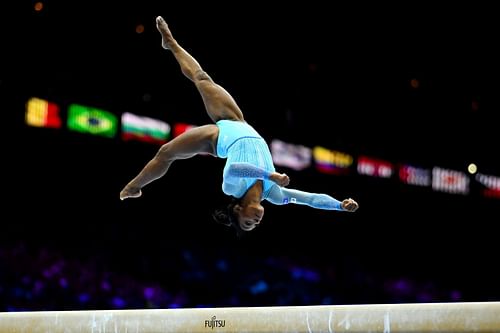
xmin=67 ymin=104 xmax=118 ymax=138
xmin=432 ymin=167 xmax=469 ymax=195
xmin=121 ymin=112 xmax=170 ymax=144
xmin=271 ymin=139 xmax=312 ymax=171
xmin=313 ymin=146 xmax=353 ymax=174
xmin=25 ymin=97 xmax=62 ymax=128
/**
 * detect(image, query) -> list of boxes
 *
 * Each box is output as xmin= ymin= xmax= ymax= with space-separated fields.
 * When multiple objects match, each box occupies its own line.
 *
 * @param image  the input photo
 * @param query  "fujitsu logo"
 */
xmin=204 ymin=315 xmax=226 ymax=329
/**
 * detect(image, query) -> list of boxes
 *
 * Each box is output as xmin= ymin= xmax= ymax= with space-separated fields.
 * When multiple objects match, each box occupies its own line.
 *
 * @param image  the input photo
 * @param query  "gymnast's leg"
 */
xmin=119 ymin=124 xmax=218 ymax=200
xmin=156 ymin=16 xmax=245 ymax=123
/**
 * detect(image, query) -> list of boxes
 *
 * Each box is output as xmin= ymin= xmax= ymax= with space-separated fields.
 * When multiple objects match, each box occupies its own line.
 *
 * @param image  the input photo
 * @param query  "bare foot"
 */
xmin=120 ymin=186 xmax=142 ymax=200
xmin=156 ymin=16 xmax=174 ymax=50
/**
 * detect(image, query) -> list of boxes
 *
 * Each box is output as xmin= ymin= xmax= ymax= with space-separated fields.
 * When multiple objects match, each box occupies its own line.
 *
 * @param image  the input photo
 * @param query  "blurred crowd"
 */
xmin=1 ymin=241 xmax=463 ymax=311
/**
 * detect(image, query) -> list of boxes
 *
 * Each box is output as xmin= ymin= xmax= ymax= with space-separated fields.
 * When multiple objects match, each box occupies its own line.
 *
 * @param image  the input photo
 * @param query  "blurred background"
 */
xmin=1 ymin=2 xmax=498 ymax=311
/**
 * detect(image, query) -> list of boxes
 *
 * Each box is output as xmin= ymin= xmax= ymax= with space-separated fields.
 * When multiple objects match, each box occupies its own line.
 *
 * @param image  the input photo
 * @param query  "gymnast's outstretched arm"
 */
xmin=225 ymin=163 xmax=358 ymax=211
xmin=266 ymin=185 xmax=359 ymax=212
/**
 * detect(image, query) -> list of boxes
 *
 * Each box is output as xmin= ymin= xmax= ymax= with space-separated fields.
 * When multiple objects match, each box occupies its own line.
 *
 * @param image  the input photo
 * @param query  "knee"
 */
xmin=193 ymin=69 xmax=212 ymax=82
xmin=156 ymin=144 xmax=174 ymax=163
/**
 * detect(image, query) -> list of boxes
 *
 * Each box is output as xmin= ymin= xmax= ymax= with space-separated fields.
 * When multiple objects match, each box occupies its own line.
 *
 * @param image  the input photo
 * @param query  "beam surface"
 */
xmin=1 ymin=301 xmax=499 ymax=332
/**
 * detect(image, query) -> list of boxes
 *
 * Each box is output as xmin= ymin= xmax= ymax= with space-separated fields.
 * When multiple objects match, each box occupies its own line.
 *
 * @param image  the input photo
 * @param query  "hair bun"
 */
xmin=212 ymin=209 xmax=231 ymax=227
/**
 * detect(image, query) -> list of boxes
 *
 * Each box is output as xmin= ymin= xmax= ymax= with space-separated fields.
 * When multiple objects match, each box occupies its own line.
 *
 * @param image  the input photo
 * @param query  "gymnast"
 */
xmin=120 ymin=16 xmax=359 ymax=235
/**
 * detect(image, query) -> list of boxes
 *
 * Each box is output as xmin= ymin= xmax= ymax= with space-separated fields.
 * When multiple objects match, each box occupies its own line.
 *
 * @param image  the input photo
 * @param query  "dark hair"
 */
xmin=212 ymin=198 xmax=245 ymax=237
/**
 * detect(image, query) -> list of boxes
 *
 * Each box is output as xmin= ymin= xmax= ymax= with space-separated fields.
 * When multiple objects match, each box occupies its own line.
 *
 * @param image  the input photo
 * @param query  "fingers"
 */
xmin=343 ymin=198 xmax=359 ymax=212
xmin=281 ymin=173 xmax=290 ymax=186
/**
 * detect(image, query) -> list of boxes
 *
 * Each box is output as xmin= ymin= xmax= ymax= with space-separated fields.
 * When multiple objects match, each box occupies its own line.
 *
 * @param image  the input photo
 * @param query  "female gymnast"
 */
xmin=120 ymin=16 xmax=359 ymax=235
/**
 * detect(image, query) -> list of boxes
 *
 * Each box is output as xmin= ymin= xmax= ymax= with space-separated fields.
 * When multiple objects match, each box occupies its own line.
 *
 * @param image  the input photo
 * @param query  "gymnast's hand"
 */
xmin=269 ymin=172 xmax=290 ymax=187
xmin=120 ymin=185 xmax=142 ymax=200
xmin=342 ymin=198 xmax=359 ymax=212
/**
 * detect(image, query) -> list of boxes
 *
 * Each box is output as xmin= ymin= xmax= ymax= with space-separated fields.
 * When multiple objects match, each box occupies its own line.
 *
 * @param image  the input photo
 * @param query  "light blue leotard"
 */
xmin=216 ymin=119 xmax=344 ymax=211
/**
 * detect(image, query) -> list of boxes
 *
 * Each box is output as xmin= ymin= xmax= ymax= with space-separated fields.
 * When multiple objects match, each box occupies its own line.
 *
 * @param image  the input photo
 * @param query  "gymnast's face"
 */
xmin=235 ymin=203 xmax=264 ymax=231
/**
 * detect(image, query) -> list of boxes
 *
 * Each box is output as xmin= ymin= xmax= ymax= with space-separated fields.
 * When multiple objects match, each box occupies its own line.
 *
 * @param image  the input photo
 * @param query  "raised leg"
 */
xmin=156 ymin=16 xmax=244 ymax=123
xmin=120 ymin=124 xmax=219 ymax=200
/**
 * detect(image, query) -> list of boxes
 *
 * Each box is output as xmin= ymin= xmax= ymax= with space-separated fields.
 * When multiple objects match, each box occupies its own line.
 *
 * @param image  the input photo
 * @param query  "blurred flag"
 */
xmin=432 ymin=167 xmax=469 ymax=195
xmin=357 ymin=156 xmax=393 ymax=178
xmin=25 ymin=97 xmax=62 ymax=128
xmin=271 ymin=139 xmax=311 ymax=171
xmin=67 ymin=104 xmax=118 ymax=138
xmin=399 ymin=164 xmax=431 ymax=186
xmin=173 ymin=122 xmax=196 ymax=137
xmin=476 ymin=173 xmax=500 ymax=199
xmin=313 ymin=146 xmax=353 ymax=174
xmin=121 ymin=112 xmax=170 ymax=144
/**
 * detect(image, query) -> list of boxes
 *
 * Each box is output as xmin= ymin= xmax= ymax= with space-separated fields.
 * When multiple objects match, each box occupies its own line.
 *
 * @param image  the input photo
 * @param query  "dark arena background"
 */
xmin=1 ymin=1 xmax=499 ymax=324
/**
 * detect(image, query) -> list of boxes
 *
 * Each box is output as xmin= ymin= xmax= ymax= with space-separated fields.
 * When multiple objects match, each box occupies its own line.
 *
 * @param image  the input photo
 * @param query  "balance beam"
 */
xmin=1 ymin=302 xmax=499 ymax=332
